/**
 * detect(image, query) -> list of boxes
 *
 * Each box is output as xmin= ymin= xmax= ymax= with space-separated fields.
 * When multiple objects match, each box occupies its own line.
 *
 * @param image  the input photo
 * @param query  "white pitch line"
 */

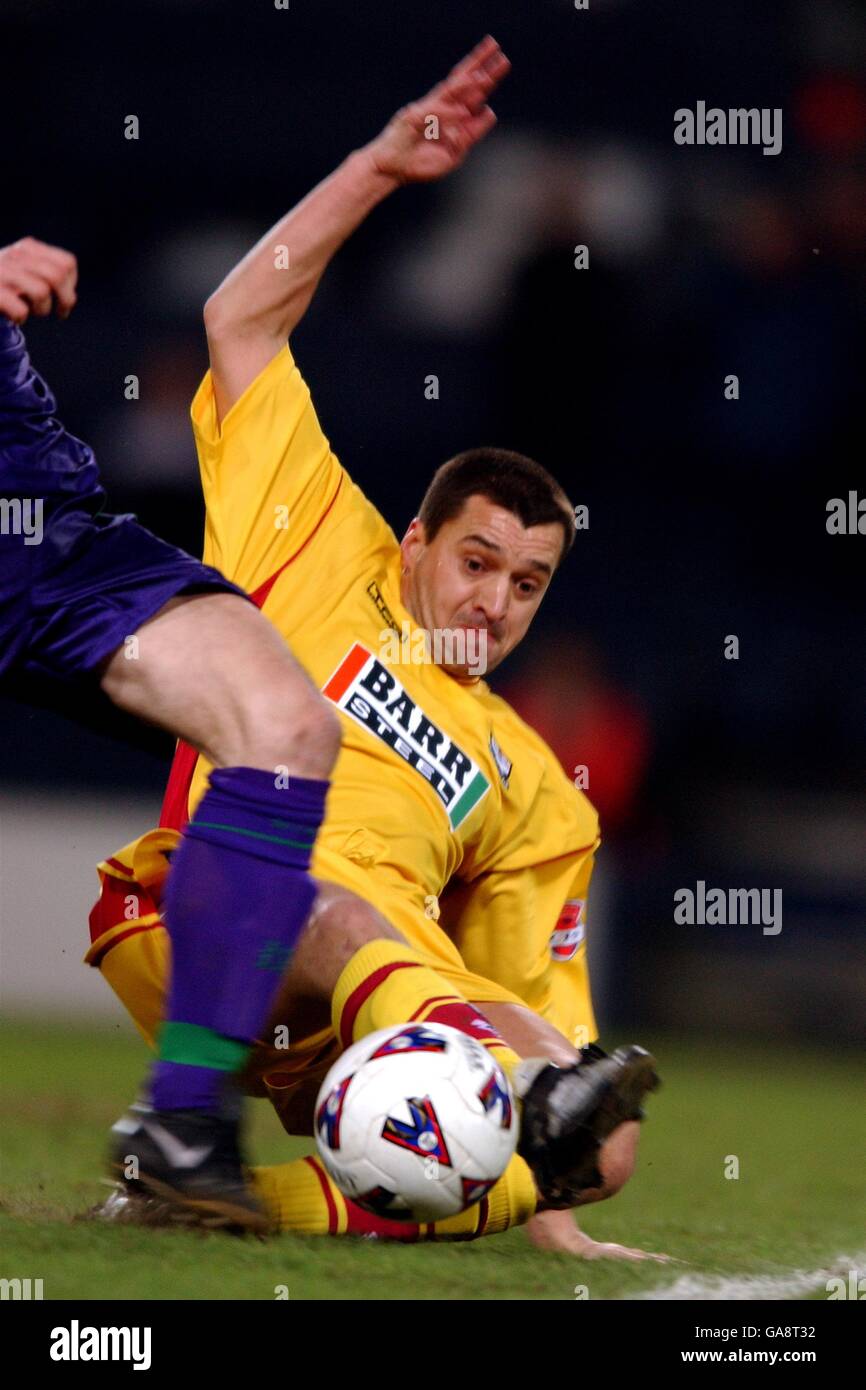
xmin=635 ymin=1252 xmax=866 ymax=1302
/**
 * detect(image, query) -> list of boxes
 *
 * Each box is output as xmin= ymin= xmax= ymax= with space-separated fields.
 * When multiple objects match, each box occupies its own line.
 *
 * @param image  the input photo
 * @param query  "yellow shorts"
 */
xmin=85 ymin=831 xmax=542 ymax=1134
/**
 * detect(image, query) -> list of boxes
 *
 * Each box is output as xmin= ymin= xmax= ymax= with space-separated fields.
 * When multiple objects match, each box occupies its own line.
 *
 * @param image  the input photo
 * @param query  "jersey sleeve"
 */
xmin=444 ymin=843 xmax=599 ymax=1049
xmin=442 ymin=725 xmax=601 ymax=1049
xmin=190 ymin=343 xmax=344 ymax=595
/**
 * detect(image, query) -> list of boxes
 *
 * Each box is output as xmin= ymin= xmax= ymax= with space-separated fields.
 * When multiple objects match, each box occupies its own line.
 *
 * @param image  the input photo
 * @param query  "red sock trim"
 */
xmin=343 ymin=1201 xmax=421 ymax=1242
xmin=408 ymin=995 xmax=454 ymax=1021
xmin=303 ymin=1155 xmax=340 ymax=1235
xmin=476 ymin=1196 xmax=490 ymax=1238
xmin=339 ymin=960 xmax=420 ymax=1050
xmin=423 ymin=1000 xmax=504 ymax=1043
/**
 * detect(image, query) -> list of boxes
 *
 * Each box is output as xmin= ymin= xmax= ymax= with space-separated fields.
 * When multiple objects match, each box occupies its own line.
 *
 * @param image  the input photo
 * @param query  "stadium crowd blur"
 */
xmin=2 ymin=0 xmax=863 ymax=1040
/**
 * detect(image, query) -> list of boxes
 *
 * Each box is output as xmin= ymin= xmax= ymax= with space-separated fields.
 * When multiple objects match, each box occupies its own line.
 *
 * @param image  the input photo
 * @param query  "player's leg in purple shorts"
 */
xmin=1 ymin=316 xmax=342 ymax=1229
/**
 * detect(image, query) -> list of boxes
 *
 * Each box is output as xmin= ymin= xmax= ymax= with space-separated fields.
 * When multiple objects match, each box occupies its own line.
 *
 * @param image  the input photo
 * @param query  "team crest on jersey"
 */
xmin=488 ymin=733 xmax=512 ymax=789
xmin=322 ymin=644 xmax=490 ymax=829
xmin=550 ymin=900 xmax=586 ymax=962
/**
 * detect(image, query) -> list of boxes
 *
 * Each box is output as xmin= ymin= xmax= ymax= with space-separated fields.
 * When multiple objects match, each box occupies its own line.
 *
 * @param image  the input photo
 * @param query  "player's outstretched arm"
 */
xmin=0 ymin=238 xmax=78 ymax=323
xmin=203 ymin=34 xmax=510 ymax=423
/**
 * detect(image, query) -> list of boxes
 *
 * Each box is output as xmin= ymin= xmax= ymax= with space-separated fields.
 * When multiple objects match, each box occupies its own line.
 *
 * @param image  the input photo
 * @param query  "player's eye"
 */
xmin=464 ymin=556 xmax=484 ymax=573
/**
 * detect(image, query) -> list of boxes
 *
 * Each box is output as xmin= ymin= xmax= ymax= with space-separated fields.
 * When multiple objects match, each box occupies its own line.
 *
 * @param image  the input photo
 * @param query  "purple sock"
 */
xmin=150 ymin=766 xmax=327 ymax=1113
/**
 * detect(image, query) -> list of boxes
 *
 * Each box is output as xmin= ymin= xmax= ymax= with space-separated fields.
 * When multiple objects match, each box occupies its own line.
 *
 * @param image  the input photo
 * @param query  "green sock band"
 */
xmin=157 ymin=1021 xmax=250 ymax=1072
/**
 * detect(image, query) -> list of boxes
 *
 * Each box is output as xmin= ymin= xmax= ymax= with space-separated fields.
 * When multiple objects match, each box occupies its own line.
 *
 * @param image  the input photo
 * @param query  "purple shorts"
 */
xmin=0 ymin=318 xmax=245 ymax=683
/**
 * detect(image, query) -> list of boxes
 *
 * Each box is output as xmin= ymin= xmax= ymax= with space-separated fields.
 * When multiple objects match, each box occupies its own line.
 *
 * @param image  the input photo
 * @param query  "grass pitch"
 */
xmin=0 ymin=1018 xmax=862 ymax=1301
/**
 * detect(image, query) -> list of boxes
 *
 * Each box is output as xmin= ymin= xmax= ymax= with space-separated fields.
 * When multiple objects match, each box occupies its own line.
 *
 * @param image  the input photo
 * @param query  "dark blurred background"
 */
xmin=1 ymin=0 xmax=864 ymax=1040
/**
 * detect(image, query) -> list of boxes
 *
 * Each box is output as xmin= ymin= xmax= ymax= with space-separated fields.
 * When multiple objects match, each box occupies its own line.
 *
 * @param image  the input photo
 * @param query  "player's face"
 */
xmin=399 ymin=495 xmax=563 ymax=680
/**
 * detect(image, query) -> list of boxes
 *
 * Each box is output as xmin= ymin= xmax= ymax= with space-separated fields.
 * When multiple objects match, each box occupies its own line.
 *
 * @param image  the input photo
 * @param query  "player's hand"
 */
xmin=366 ymin=34 xmax=510 ymax=185
xmin=525 ymin=1209 xmax=673 ymax=1262
xmin=0 ymin=237 xmax=78 ymax=324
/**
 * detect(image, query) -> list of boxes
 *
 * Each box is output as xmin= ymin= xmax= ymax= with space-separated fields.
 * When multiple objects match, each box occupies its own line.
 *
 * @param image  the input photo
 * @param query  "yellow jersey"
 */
xmin=89 ymin=344 xmax=600 ymax=1051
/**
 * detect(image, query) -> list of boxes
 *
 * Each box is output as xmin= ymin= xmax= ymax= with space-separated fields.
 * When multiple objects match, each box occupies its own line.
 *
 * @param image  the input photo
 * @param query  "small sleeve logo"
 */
xmin=549 ymin=900 xmax=586 ymax=961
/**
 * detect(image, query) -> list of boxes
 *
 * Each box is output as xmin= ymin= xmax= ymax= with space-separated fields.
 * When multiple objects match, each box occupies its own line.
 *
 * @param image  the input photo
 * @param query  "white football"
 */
xmin=314 ymin=1022 xmax=518 ymax=1222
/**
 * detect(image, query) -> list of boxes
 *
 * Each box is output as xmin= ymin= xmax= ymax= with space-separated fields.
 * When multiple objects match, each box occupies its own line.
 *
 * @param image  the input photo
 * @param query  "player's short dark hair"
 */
xmin=417 ymin=447 xmax=576 ymax=565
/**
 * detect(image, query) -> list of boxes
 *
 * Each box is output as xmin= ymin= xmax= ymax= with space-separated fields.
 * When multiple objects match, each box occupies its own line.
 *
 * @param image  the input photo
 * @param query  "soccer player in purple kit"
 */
xmin=0 ymin=235 xmax=339 ymax=1232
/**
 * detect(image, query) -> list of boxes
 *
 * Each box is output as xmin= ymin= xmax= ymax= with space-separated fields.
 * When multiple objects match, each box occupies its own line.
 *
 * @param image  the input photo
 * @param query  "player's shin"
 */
xmin=150 ymin=767 xmax=328 ymax=1114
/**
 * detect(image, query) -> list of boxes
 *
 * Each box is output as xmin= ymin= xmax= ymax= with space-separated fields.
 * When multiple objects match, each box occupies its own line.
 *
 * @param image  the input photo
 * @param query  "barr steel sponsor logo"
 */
xmin=322 ymin=643 xmax=490 ymax=830
xmin=550 ymin=900 xmax=586 ymax=962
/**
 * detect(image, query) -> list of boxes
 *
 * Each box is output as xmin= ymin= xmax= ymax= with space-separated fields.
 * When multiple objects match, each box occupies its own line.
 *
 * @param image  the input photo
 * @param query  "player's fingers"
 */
xmin=14 ymin=237 xmax=77 ymax=276
xmin=449 ymin=48 xmax=510 ymax=100
xmin=18 ymin=258 xmax=78 ymax=319
xmin=9 ymin=239 xmax=78 ymax=308
xmin=613 ymin=1245 xmax=673 ymax=1263
xmin=0 ymin=289 xmax=31 ymax=324
xmin=419 ymin=91 xmax=495 ymax=137
xmin=430 ymin=36 xmax=501 ymax=107
xmin=1 ymin=240 xmax=78 ymax=317
xmin=433 ymin=106 xmax=496 ymax=161
xmin=28 ymin=249 xmax=79 ymax=308
xmin=463 ymin=105 xmax=498 ymax=143
xmin=440 ymin=75 xmax=490 ymax=115
xmin=421 ymin=94 xmax=476 ymax=125
xmin=481 ymin=49 xmax=511 ymax=95
xmin=438 ymin=74 xmax=506 ymax=128
xmin=4 ymin=268 xmax=54 ymax=317
xmin=447 ymin=33 xmax=501 ymax=86
xmin=443 ymin=41 xmax=510 ymax=106
xmin=52 ymin=268 xmax=78 ymax=318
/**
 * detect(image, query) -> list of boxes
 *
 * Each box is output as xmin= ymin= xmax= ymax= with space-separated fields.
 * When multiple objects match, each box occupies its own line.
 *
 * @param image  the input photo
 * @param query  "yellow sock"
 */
xmin=251 ymin=1151 xmax=537 ymax=1239
xmin=427 ymin=1153 xmax=537 ymax=1239
xmin=252 ymin=1154 xmax=349 ymax=1235
xmin=331 ymin=939 xmax=522 ymax=1084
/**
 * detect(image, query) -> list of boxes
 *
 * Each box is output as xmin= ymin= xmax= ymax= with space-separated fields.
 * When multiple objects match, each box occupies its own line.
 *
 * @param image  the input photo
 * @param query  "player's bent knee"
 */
xmin=289 ymin=886 xmax=405 ymax=999
xmin=337 ymin=896 xmax=403 ymax=951
xmin=313 ymin=891 xmax=403 ymax=959
xmin=231 ymin=684 xmax=342 ymax=776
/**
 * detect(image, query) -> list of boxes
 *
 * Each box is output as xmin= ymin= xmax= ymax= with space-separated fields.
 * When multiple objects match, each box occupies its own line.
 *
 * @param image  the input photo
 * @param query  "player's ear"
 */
xmin=400 ymin=517 xmax=426 ymax=572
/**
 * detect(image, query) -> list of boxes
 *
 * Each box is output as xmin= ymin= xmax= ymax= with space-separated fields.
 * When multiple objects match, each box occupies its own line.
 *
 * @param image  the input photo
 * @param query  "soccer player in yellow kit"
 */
xmin=90 ymin=36 xmax=662 ymax=1258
